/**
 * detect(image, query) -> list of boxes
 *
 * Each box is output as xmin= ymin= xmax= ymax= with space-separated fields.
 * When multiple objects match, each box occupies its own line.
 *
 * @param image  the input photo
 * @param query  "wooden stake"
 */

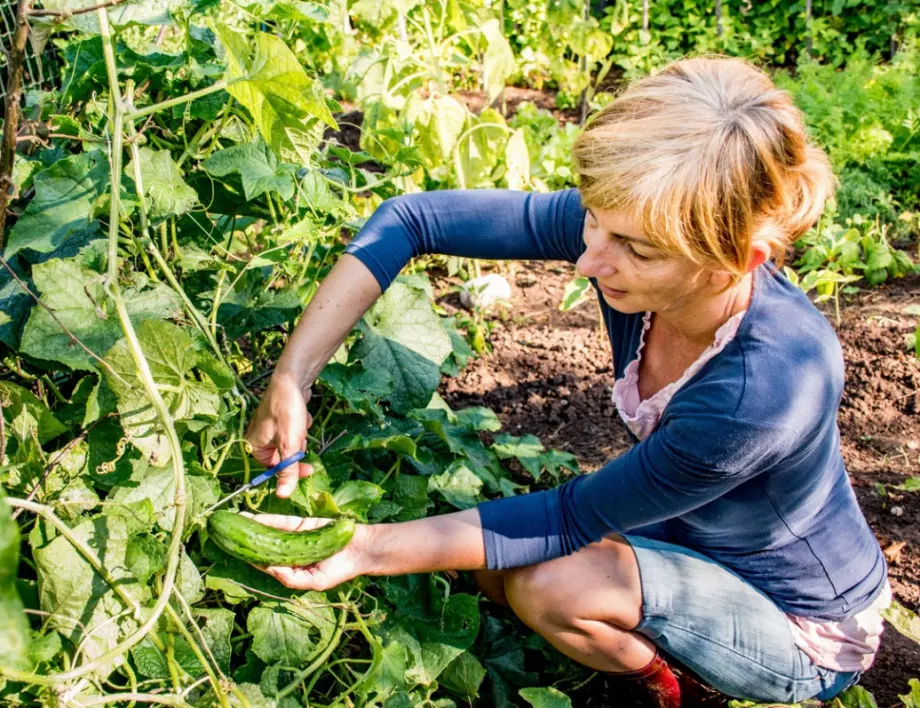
xmin=0 ymin=0 xmax=33 ymax=249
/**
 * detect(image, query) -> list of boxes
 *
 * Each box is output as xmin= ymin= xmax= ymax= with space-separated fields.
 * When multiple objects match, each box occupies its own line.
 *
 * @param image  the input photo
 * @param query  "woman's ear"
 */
xmin=746 ymin=240 xmax=772 ymax=273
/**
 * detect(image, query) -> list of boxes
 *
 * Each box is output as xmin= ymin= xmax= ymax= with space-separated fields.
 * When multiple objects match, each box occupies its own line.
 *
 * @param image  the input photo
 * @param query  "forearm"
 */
xmin=364 ymin=509 xmax=487 ymax=575
xmin=272 ymin=253 xmax=382 ymax=391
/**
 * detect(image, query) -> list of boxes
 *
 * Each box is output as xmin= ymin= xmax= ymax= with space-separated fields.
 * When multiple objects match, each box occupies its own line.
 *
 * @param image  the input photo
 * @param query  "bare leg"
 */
xmin=472 ymin=568 xmax=510 ymax=606
xmin=502 ymin=535 xmax=657 ymax=673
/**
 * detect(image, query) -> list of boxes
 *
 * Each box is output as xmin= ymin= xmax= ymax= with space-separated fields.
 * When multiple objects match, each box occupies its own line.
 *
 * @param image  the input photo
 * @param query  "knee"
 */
xmin=503 ymin=563 xmax=571 ymax=631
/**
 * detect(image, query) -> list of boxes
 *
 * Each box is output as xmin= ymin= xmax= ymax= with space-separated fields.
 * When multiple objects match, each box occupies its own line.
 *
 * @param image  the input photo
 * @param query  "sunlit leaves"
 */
xmin=353 ymin=282 xmax=452 ymax=414
xmin=104 ymin=320 xmax=220 ymax=465
xmin=5 ymin=151 xmax=107 ymax=258
xmin=204 ymin=138 xmax=298 ymax=201
xmin=127 ymin=148 xmax=198 ymax=221
xmin=217 ymin=28 xmax=337 ymax=165
xmin=20 ymin=259 xmax=180 ymax=372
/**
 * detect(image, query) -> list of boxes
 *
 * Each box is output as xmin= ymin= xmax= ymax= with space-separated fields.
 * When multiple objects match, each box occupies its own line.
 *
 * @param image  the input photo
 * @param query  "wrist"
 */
xmin=358 ymin=523 xmax=389 ymax=577
xmin=269 ymin=368 xmax=313 ymax=397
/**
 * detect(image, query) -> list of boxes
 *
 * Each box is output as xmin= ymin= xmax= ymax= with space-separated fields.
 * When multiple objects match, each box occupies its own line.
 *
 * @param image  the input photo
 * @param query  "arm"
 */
xmin=346 ymin=188 xmax=587 ymax=291
xmin=246 ymin=253 xmax=382 ymax=493
xmin=249 ymin=509 xmax=486 ymax=591
xmin=248 ymin=188 xmax=586 ymax=494
xmin=479 ymin=406 xmax=794 ymax=570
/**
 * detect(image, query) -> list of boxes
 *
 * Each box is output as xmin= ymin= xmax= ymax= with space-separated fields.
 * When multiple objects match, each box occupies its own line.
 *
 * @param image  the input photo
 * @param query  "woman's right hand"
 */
xmin=245 ymin=375 xmax=315 ymax=498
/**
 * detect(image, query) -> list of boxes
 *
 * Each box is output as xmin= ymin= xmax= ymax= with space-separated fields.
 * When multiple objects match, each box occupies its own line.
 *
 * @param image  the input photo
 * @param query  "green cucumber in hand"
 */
xmin=207 ymin=511 xmax=355 ymax=566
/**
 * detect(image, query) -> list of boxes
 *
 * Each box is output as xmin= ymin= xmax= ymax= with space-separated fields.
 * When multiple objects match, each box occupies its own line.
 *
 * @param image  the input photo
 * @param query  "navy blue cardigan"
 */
xmin=345 ymin=188 xmax=887 ymax=621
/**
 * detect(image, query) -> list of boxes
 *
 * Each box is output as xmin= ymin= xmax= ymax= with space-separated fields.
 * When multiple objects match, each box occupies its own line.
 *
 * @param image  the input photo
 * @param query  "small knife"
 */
xmin=198 ymin=451 xmax=306 ymax=518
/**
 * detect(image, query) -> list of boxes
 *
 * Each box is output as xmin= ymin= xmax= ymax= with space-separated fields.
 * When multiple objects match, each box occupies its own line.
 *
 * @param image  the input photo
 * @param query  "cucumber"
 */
xmin=207 ymin=511 xmax=355 ymax=566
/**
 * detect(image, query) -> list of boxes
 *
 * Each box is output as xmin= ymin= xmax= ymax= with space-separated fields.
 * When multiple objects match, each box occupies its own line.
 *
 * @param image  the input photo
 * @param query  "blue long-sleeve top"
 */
xmin=345 ymin=188 xmax=887 ymax=621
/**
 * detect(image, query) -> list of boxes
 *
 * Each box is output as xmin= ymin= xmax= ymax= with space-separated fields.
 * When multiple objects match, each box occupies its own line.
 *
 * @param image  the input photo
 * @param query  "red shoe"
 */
xmin=606 ymin=653 xmax=682 ymax=708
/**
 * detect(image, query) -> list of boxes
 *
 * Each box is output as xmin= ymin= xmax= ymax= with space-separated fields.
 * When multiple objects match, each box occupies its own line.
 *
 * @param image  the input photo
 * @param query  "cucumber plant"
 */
xmin=0 ymin=4 xmax=585 ymax=707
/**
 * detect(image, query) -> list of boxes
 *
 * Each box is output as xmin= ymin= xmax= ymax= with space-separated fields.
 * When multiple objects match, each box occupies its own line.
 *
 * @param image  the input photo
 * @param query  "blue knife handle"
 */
xmin=249 ymin=451 xmax=306 ymax=488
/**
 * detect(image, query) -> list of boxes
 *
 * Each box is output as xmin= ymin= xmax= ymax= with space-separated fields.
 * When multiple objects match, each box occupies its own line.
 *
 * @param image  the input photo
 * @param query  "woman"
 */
xmin=244 ymin=57 xmax=890 ymax=706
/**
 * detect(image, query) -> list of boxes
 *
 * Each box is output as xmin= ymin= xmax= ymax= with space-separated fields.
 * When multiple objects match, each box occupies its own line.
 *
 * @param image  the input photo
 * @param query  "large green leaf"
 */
xmin=34 ymin=0 xmax=186 ymax=33
xmin=377 ymin=584 xmax=480 ymax=686
xmin=20 ymin=259 xmax=181 ymax=372
xmin=353 ymin=282 xmax=452 ymax=414
xmin=407 ymin=95 xmax=467 ymax=176
xmin=0 ymin=271 xmax=32 ymax=347
xmin=519 ymin=687 xmax=573 ymax=708
xmin=217 ymin=276 xmax=302 ymax=339
xmin=33 ymin=515 xmax=147 ymax=678
xmin=428 ymin=461 xmax=484 ymax=510
xmin=204 ymin=138 xmax=298 ymax=201
xmin=111 ymin=462 xmax=219 ymax=532
xmin=217 ymin=28 xmax=336 ymax=164
xmin=247 ymin=595 xmax=336 ymax=665
xmin=104 ymin=320 xmax=220 ymax=465
xmin=5 ymin=151 xmax=107 ymax=258
xmin=0 ymin=381 xmax=67 ymax=443
xmin=440 ymin=651 xmax=486 ymax=702
xmin=482 ymin=19 xmax=514 ymax=103
xmin=127 ymin=147 xmax=198 ymax=221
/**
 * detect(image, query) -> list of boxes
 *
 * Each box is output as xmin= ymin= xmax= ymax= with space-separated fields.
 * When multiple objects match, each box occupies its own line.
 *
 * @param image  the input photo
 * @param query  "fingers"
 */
xmin=251 ymin=562 xmax=334 ymax=592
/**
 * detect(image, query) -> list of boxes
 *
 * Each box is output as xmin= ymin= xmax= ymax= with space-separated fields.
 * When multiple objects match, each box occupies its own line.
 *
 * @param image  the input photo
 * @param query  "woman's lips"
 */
xmin=598 ymin=282 xmax=628 ymax=299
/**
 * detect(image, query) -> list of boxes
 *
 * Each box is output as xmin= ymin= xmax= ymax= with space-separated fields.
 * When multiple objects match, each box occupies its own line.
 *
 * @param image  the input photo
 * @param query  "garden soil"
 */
xmin=437 ymin=260 xmax=920 ymax=707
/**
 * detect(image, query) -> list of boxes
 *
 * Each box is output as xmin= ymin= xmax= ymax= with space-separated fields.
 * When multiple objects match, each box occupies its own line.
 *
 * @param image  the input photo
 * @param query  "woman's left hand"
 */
xmin=241 ymin=513 xmax=373 ymax=592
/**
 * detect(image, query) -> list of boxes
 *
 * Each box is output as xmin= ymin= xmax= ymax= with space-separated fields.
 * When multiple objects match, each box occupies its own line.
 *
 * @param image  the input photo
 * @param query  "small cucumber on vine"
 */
xmin=0 ymin=488 xmax=31 ymax=670
xmin=207 ymin=511 xmax=355 ymax=566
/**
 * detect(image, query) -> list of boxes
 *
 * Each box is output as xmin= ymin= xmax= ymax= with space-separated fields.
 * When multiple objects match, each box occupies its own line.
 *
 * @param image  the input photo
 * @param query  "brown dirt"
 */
xmin=437 ymin=260 xmax=920 ymax=707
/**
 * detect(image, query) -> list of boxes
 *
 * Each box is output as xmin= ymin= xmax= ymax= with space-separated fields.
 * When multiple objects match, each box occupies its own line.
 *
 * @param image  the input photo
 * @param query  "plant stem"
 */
xmin=127 ymin=81 xmax=230 ymax=122
xmin=276 ymin=605 xmax=349 ymax=700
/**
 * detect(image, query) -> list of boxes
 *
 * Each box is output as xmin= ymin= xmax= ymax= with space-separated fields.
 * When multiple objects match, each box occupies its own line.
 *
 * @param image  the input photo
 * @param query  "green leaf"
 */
xmin=482 ymin=19 xmax=514 ymax=103
xmin=540 ymin=449 xmax=580 ymax=483
xmin=5 ymin=150 xmax=107 ymax=257
xmin=0 ymin=490 xmax=30 ymax=670
xmin=217 ymin=28 xmax=336 ymax=164
xmin=441 ymin=651 xmax=487 ymax=701
xmin=33 ymin=515 xmax=147 ymax=678
xmin=28 ymin=631 xmax=62 ymax=665
xmin=455 ymin=407 xmax=501 ymax=433
xmin=503 ymin=129 xmax=530 ymax=190
xmin=318 ymin=362 xmax=393 ymax=419
xmin=204 ymin=138 xmax=298 ymax=201
xmin=110 ymin=460 xmax=220 ymax=531
xmin=0 ymin=271 xmax=32 ymax=347
xmin=898 ymin=679 xmax=920 ymax=708
xmin=831 ymin=685 xmax=878 ymax=707
xmin=560 ymin=277 xmax=592 ymax=311
xmin=407 ymin=95 xmax=467 ymax=174
xmin=519 ymin=687 xmax=574 ymax=708
xmin=127 ymin=147 xmax=198 ymax=221
xmin=333 ymin=481 xmax=384 ymax=518
xmin=126 ymin=533 xmax=167 ymax=585
xmin=378 ymin=582 xmax=480 ymax=686
xmin=247 ymin=595 xmax=336 ymax=665
xmin=20 ymin=258 xmax=181 ymax=372
xmin=492 ymin=434 xmax=546 ymax=480
xmin=104 ymin=320 xmax=220 ymax=465
xmin=218 ymin=275 xmax=302 ymax=339
xmin=428 ymin=462 xmax=484 ymax=510
xmin=354 ymin=282 xmax=452 ymax=414
xmin=0 ymin=381 xmax=67 ymax=443
xmin=882 ymin=600 xmax=920 ymax=643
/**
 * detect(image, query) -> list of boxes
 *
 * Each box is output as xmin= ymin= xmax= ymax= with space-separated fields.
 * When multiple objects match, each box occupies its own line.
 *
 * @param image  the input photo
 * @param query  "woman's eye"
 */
xmin=630 ymin=247 xmax=650 ymax=261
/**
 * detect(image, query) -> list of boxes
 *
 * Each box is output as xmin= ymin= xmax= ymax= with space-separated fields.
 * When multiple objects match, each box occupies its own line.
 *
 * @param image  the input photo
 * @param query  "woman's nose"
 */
xmin=576 ymin=248 xmax=617 ymax=279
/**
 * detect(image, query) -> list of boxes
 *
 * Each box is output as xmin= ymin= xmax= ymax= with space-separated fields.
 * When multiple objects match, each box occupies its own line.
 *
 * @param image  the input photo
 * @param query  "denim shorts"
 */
xmin=622 ymin=534 xmax=863 ymax=703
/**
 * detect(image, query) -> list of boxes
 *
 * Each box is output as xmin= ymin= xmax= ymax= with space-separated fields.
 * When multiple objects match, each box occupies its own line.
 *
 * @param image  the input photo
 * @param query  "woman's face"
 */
xmin=575 ymin=206 xmax=716 ymax=315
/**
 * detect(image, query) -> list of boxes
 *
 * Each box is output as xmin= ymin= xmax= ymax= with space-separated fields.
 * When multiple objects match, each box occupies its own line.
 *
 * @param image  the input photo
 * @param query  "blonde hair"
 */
xmin=573 ymin=56 xmax=835 ymax=278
